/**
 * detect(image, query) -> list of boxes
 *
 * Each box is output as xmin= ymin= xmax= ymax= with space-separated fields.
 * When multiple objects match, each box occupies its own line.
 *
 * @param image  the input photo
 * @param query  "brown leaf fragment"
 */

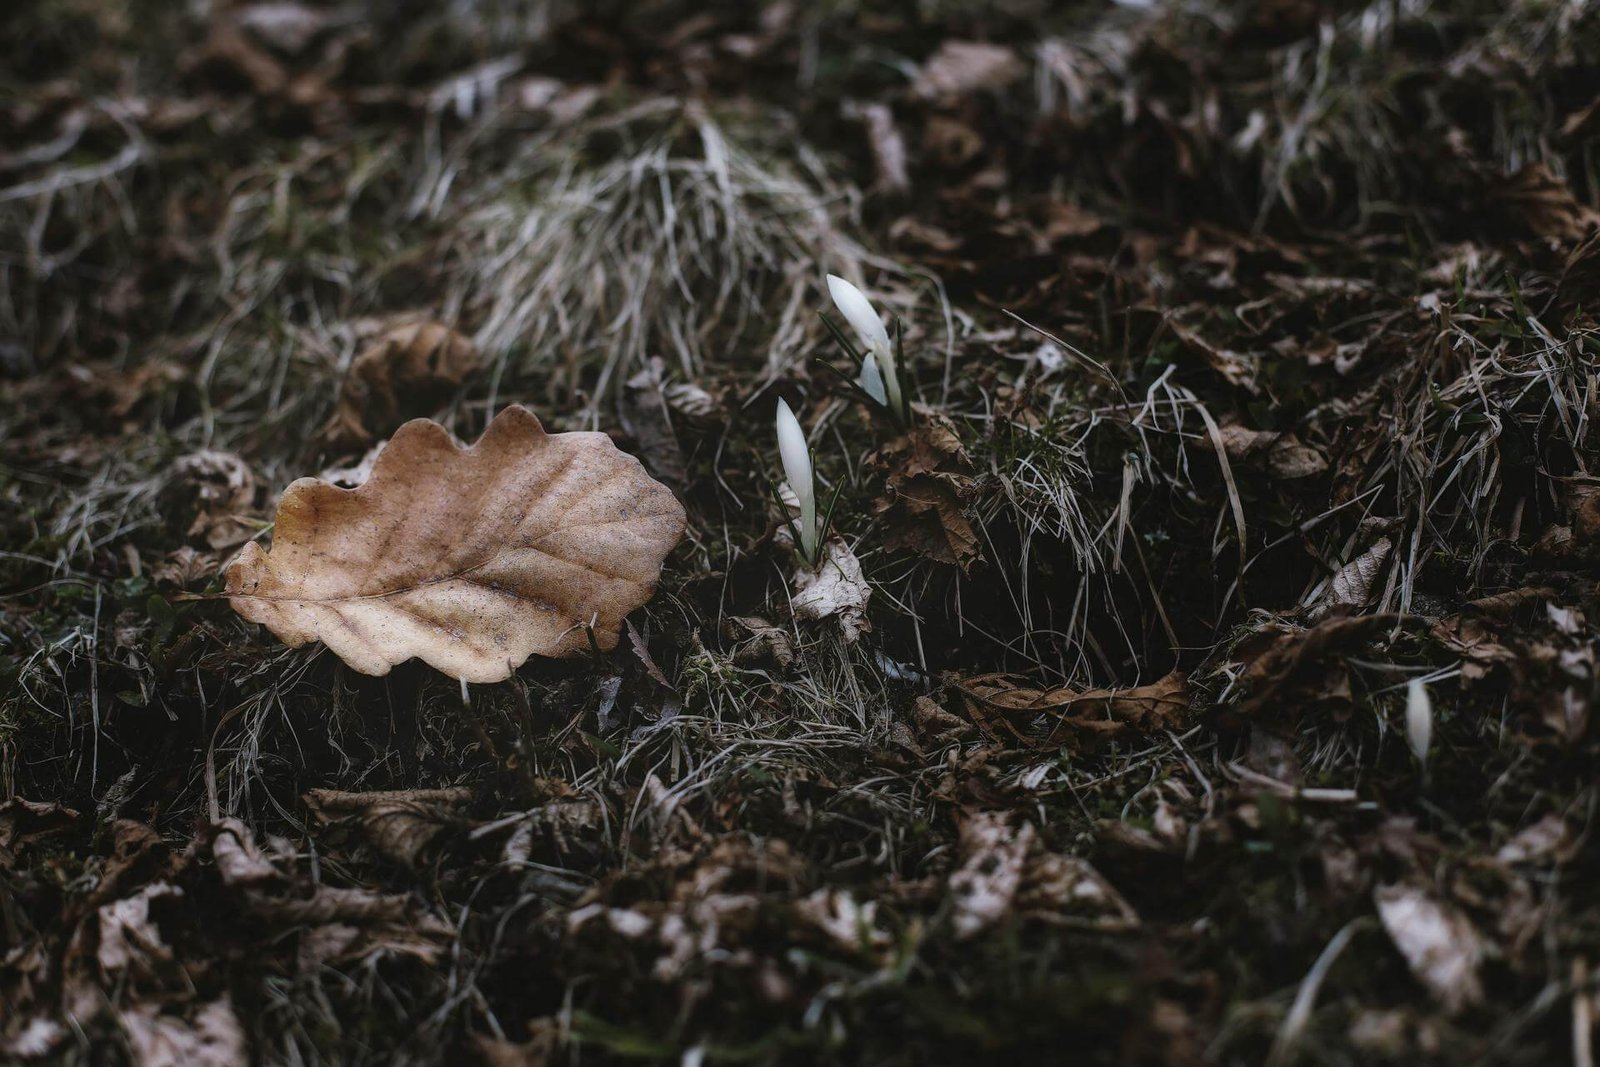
xmin=868 ymin=414 xmax=980 ymax=569
xmin=171 ymin=450 xmax=259 ymax=550
xmin=474 ymin=1026 xmax=559 ymax=1067
xmin=151 ymin=546 xmax=214 ymax=590
xmin=915 ymin=41 xmax=1026 ymax=99
xmin=1558 ymin=229 xmax=1600 ymax=313
xmin=322 ymin=320 xmax=478 ymax=448
xmin=1018 ymin=852 xmax=1140 ymax=931
xmin=1374 ymin=884 xmax=1485 ymax=1015
xmin=1169 ymin=322 xmax=1259 ymax=393
xmin=1200 ymin=424 xmax=1327 ymax=480
xmin=621 ymin=360 xmax=687 ymax=488
xmin=188 ymin=22 xmax=289 ymax=96
xmin=914 ymin=694 xmax=977 ymax=747
xmin=0 ymin=798 xmax=79 ymax=870
xmin=1464 ymin=585 xmax=1559 ymax=619
xmin=795 ymin=889 xmax=893 ymax=959
xmin=957 ymin=671 xmax=1190 ymax=748
xmin=1234 ymin=614 xmax=1400 ymax=721
xmin=199 ymin=821 xmax=453 ymax=966
xmin=226 ymin=405 xmax=687 ymax=682
xmin=1429 ymin=615 xmax=1522 ymax=687
xmin=305 ymin=787 xmax=473 ymax=867
xmin=121 ymin=999 xmax=247 ymax=1067
xmin=1496 ymin=163 xmax=1600 ymax=244
xmin=722 ymin=615 xmax=795 ymax=670
xmin=874 ymin=472 xmax=980 ymax=567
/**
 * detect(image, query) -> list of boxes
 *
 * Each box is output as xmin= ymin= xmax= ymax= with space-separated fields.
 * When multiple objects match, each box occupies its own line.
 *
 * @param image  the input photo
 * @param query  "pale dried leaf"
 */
xmin=662 ymin=380 xmax=722 ymax=424
xmin=622 ymin=360 xmax=686 ymax=487
xmin=948 ymin=812 xmax=1033 ymax=939
xmin=845 ymin=100 xmax=909 ymax=192
xmin=1496 ymin=814 xmax=1576 ymax=865
xmin=1326 ymin=537 xmax=1391 ymax=612
xmin=236 ymin=3 xmax=329 ymax=54
xmin=795 ymin=889 xmax=892 ymax=956
xmin=227 ymin=405 xmax=686 ymax=681
xmin=1374 ymin=884 xmax=1485 ymax=1014
xmin=1018 ymin=852 xmax=1140 ymax=931
xmin=122 ymin=999 xmax=247 ymax=1067
xmin=791 ymin=537 xmax=872 ymax=642
xmin=319 ymin=441 xmax=385 ymax=488
xmin=97 ymin=882 xmax=182 ymax=977
xmin=210 ymin=818 xmax=280 ymax=887
xmin=2 ymin=1017 xmax=65 ymax=1059
xmin=915 ymin=41 xmax=1025 ymax=99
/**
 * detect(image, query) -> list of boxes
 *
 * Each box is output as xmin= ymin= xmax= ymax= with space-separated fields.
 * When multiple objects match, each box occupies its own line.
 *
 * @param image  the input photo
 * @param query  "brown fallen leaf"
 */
xmin=867 ymin=413 xmax=981 ymax=569
xmin=875 ymin=472 xmax=979 ymax=568
xmin=322 ymin=320 xmax=479 ymax=448
xmin=1232 ymin=614 xmax=1399 ymax=721
xmin=226 ymin=405 xmax=686 ymax=682
xmin=200 ymin=821 xmax=454 ymax=966
xmin=305 ymin=787 xmax=473 ymax=867
xmin=1018 ymin=851 xmax=1139 ymax=931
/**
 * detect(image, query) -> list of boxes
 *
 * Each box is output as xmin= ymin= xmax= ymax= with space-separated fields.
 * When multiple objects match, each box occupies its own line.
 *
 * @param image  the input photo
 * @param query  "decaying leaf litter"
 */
xmin=3 ymin=0 xmax=1600 ymax=1063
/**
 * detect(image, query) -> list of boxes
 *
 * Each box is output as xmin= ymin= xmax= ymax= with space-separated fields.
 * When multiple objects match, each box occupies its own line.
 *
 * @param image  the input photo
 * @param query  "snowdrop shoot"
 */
xmin=827 ymin=274 xmax=903 ymax=418
xmin=775 ymin=397 xmax=819 ymax=564
xmin=1405 ymin=678 xmax=1432 ymax=769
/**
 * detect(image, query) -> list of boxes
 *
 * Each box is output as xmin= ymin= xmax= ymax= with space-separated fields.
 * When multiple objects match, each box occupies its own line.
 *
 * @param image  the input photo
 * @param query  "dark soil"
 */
xmin=3 ymin=1 xmax=1600 ymax=1064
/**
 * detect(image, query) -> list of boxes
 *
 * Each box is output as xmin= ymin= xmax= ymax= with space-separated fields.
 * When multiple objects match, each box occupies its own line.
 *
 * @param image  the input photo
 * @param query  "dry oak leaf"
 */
xmin=226 ymin=405 xmax=686 ymax=682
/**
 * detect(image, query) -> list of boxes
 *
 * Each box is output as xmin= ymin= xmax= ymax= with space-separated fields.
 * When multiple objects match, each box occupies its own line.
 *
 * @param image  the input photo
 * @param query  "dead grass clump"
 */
xmin=446 ymin=100 xmax=881 ymax=417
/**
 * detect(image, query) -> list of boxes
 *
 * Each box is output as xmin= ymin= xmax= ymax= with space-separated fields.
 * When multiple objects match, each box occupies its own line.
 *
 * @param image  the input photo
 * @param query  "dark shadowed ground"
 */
xmin=4 ymin=1 xmax=1600 ymax=1063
